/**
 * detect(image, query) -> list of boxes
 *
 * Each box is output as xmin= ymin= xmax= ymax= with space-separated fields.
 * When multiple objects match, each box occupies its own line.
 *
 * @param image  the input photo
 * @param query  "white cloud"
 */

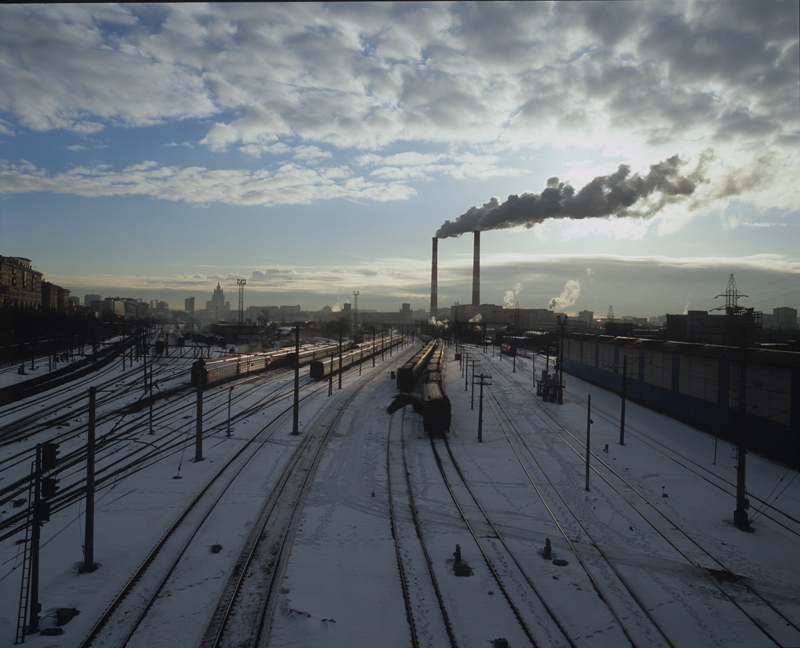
xmin=2 ymin=3 xmax=794 ymax=157
xmin=0 ymin=159 xmax=416 ymax=207
xmin=0 ymin=2 xmax=796 ymax=232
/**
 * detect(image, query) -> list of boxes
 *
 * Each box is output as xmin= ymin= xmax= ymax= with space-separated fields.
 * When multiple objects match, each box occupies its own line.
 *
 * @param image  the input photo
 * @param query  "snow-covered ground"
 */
xmin=1 ymin=340 xmax=799 ymax=648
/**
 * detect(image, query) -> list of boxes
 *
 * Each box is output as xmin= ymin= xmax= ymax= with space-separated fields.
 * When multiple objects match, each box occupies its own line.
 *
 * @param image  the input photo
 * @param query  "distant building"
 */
xmin=450 ymin=304 xmax=565 ymax=331
xmin=577 ymin=310 xmax=594 ymax=326
xmin=41 ymin=281 xmax=71 ymax=312
xmin=765 ymin=307 xmax=798 ymax=330
xmin=84 ymin=293 xmax=102 ymax=307
xmin=666 ymin=310 xmax=729 ymax=344
xmin=0 ymin=256 xmax=71 ymax=312
xmin=205 ymin=282 xmax=230 ymax=319
xmin=0 ymin=256 xmax=43 ymax=310
xmin=101 ymin=297 xmax=148 ymax=320
xmin=185 ymin=297 xmax=195 ymax=312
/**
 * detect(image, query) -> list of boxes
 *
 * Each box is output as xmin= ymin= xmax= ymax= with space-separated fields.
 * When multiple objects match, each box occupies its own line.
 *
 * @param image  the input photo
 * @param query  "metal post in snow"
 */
xmin=227 ymin=386 xmax=233 ymax=437
xmin=148 ymin=365 xmax=154 ymax=435
xmin=619 ymin=355 xmax=627 ymax=445
xmin=585 ymin=395 xmax=592 ymax=492
xmin=477 ymin=373 xmax=491 ymax=442
xmin=81 ymin=387 xmax=97 ymax=573
xmin=471 ymin=361 xmax=476 ymax=409
xmin=338 ymin=329 xmax=343 ymax=390
xmin=194 ymin=382 xmax=204 ymax=462
xmin=292 ymin=325 xmax=300 ymax=434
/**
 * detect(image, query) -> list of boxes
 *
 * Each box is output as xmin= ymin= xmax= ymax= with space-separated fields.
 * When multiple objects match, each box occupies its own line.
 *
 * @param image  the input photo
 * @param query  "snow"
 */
xmin=1 ymin=339 xmax=799 ymax=648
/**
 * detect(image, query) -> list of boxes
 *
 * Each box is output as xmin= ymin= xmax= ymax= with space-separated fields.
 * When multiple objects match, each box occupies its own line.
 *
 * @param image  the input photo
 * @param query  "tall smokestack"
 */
xmin=430 ymin=237 xmax=438 ymax=315
xmin=472 ymin=230 xmax=480 ymax=308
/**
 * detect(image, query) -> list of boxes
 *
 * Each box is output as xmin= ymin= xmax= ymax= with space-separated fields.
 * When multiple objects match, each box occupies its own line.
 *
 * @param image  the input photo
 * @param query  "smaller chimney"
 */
xmin=472 ymin=230 xmax=480 ymax=308
xmin=430 ymin=237 xmax=438 ymax=315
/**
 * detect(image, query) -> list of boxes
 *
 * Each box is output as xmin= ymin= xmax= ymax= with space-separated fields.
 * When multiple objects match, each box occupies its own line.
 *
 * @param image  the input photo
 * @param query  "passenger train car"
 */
xmin=191 ymin=340 xmax=352 ymax=389
xmin=309 ymin=335 xmax=403 ymax=380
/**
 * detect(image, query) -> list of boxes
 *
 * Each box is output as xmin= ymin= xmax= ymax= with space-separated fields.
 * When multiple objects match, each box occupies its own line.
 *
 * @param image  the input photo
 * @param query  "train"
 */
xmin=422 ymin=341 xmax=450 ymax=435
xmin=396 ymin=337 xmax=437 ymax=392
xmin=191 ymin=340 xmax=352 ymax=389
xmin=309 ymin=335 xmax=404 ymax=380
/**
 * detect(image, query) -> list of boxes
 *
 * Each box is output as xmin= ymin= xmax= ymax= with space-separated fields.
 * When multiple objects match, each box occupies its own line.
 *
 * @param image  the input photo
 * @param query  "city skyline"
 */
xmin=1 ymin=2 xmax=798 ymax=319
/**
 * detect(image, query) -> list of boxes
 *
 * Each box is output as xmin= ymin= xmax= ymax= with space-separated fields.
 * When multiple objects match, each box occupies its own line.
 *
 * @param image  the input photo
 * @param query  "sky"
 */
xmin=1 ymin=1 xmax=798 ymax=319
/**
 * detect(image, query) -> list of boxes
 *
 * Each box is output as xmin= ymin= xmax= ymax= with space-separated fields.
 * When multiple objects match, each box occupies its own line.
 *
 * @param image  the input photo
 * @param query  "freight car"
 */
xmin=500 ymin=343 xmax=516 ymax=357
xmin=422 ymin=343 xmax=450 ymax=435
xmin=309 ymin=335 xmax=403 ymax=380
xmin=396 ymin=338 xmax=437 ymax=392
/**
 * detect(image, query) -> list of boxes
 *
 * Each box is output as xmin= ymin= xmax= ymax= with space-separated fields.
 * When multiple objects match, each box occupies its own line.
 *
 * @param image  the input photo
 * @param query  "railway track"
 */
xmin=65 ymin=346 xmax=405 ymax=647
xmin=201 ymin=355 xmax=395 ymax=648
xmin=76 ymin=396 xmax=300 ymax=647
xmin=386 ymin=409 xmax=457 ymax=648
xmin=557 ymin=387 xmax=800 ymax=537
xmin=481 ymin=347 xmax=800 ymax=647
xmin=0 ymin=360 xmax=323 ymax=541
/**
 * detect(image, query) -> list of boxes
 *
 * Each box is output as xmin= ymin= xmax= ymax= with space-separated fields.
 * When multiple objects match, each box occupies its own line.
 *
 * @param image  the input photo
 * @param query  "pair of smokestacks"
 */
xmin=430 ymin=231 xmax=479 ymax=314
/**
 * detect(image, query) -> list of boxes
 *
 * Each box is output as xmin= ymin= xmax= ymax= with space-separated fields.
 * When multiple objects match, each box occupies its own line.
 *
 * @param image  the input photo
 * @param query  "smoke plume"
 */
xmin=435 ymin=154 xmax=708 ymax=239
xmin=548 ymin=268 xmax=594 ymax=311
xmin=503 ymin=282 xmax=523 ymax=308
xmin=548 ymin=280 xmax=581 ymax=311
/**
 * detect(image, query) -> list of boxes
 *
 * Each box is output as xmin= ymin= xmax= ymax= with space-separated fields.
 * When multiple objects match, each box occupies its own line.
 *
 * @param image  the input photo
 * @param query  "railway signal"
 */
xmin=16 ymin=442 xmax=62 ymax=640
xmin=40 ymin=477 xmax=58 ymax=500
xmin=40 ymin=442 xmax=59 ymax=471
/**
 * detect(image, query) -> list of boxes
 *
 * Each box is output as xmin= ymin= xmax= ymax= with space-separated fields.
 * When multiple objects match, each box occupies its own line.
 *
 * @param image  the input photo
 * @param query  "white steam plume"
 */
xmin=503 ymin=283 xmax=523 ymax=308
xmin=548 ymin=268 xmax=594 ymax=311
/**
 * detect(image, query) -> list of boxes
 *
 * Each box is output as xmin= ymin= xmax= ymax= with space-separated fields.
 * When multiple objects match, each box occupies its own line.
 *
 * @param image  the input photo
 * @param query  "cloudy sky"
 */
xmin=1 ymin=2 xmax=798 ymax=319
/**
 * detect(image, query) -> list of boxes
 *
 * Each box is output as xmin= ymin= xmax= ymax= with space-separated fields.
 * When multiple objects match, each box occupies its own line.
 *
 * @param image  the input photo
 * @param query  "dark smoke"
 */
xmin=435 ymin=154 xmax=708 ymax=238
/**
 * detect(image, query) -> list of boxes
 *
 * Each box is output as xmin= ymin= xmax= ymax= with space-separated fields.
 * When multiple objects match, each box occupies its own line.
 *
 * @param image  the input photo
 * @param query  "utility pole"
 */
xmin=81 ymin=388 xmax=98 ymax=573
xmin=227 ymin=386 xmax=233 ymax=437
xmin=194 ymin=381 xmax=204 ymax=462
xmin=557 ymin=315 xmax=568 ymax=404
xmin=476 ymin=373 xmax=492 ymax=442
xmin=619 ymin=355 xmax=628 ymax=446
xmin=733 ymin=327 xmax=752 ymax=531
xmin=585 ymin=395 xmax=593 ymax=491
xmin=148 ymin=364 xmax=154 ymax=435
xmin=714 ymin=274 xmax=760 ymax=532
xmin=352 ymin=291 xmax=359 ymax=334
xmin=471 ymin=360 xmax=477 ymax=409
xmin=237 ymin=278 xmax=246 ymax=347
xmin=292 ymin=325 xmax=300 ymax=435
xmin=338 ymin=328 xmax=343 ymax=390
